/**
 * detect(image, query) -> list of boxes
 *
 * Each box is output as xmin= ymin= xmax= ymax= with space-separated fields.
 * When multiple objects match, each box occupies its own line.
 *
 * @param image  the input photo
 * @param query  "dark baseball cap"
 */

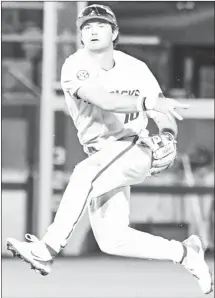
xmin=76 ymin=4 xmax=118 ymax=29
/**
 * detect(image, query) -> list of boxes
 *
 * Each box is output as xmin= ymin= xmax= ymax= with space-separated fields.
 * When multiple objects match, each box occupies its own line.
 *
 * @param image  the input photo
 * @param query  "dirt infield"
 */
xmin=2 ymin=255 xmax=214 ymax=298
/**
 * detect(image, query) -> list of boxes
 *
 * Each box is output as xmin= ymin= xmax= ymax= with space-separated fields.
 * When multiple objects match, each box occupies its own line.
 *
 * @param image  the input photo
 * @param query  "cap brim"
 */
xmin=76 ymin=15 xmax=116 ymax=29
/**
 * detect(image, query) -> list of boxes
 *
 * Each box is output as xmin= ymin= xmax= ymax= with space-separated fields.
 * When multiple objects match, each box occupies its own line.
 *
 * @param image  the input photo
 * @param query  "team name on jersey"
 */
xmin=82 ymin=89 xmax=140 ymax=105
xmin=110 ymin=89 xmax=140 ymax=96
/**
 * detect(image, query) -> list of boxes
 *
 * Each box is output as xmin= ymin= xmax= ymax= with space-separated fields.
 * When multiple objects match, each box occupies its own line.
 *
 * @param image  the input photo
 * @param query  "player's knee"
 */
xmin=95 ymin=227 xmax=126 ymax=255
xmin=97 ymin=238 xmax=117 ymax=255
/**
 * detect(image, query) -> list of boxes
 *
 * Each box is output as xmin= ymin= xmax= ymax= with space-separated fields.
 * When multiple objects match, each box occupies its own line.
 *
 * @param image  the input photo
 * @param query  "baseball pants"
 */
xmin=42 ymin=136 xmax=184 ymax=262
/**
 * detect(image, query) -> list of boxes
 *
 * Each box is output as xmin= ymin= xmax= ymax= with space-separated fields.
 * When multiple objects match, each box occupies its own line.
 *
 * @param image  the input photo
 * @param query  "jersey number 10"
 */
xmin=124 ymin=112 xmax=139 ymax=123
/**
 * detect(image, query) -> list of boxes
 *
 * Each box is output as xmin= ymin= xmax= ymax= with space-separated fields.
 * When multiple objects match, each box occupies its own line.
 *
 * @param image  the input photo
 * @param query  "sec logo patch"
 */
xmin=77 ymin=70 xmax=89 ymax=80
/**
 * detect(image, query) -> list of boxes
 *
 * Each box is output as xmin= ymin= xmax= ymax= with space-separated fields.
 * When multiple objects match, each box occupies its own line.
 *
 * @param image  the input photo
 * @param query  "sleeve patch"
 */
xmin=76 ymin=70 xmax=89 ymax=81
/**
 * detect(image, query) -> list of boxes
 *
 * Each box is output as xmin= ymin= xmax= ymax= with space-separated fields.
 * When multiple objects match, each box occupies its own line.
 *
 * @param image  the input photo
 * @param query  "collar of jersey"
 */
xmin=101 ymin=60 xmax=116 ymax=71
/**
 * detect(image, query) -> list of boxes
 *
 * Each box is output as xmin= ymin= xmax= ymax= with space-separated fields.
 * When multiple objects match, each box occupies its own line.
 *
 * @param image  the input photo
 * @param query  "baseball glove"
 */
xmin=138 ymin=132 xmax=177 ymax=176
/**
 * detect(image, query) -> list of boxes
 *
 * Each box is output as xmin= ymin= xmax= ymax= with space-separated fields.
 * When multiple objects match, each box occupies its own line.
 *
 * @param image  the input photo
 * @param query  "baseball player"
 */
xmin=6 ymin=4 xmax=213 ymax=294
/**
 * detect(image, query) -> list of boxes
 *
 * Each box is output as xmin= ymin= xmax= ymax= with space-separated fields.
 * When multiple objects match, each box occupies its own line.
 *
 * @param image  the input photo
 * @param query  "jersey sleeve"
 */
xmin=61 ymin=56 xmax=98 ymax=97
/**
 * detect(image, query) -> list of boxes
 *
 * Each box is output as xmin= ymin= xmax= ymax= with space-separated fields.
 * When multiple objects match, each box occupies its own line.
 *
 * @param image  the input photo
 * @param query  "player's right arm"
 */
xmin=61 ymin=56 xmax=188 ymax=120
xmin=77 ymin=78 xmax=189 ymax=121
xmin=61 ymin=56 xmax=147 ymax=114
xmin=77 ymin=80 xmax=146 ymax=113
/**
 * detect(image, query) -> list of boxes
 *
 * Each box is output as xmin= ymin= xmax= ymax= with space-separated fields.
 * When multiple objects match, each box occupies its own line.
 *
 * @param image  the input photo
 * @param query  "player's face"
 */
xmin=81 ymin=21 xmax=116 ymax=51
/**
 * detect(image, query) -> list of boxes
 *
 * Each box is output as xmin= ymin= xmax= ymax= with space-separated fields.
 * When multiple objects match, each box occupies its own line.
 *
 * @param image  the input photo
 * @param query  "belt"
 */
xmin=86 ymin=135 xmax=139 ymax=155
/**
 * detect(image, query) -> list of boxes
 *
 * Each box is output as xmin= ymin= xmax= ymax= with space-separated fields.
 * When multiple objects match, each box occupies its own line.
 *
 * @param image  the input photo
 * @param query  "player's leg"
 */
xmin=38 ymin=137 xmax=150 ymax=253
xmin=89 ymin=187 xmax=214 ymax=294
xmin=6 ymin=137 xmax=152 ymax=274
xmin=6 ymin=136 xmax=214 ymax=292
xmin=88 ymin=186 xmax=184 ymax=262
xmin=6 ymin=137 xmax=143 ymax=273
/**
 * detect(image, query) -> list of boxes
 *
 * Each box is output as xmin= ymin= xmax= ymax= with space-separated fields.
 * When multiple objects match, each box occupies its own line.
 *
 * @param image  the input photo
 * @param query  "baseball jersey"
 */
xmin=61 ymin=49 xmax=162 ymax=153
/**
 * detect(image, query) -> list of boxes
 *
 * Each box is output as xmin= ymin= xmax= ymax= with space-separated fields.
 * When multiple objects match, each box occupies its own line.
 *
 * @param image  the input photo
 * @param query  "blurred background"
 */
xmin=1 ymin=1 xmax=214 ymax=298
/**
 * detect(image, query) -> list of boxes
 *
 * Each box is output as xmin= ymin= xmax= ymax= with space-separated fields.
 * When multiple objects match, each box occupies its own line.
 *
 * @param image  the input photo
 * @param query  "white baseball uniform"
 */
xmin=61 ymin=48 xmax=162 ymax=154
xmin=42 ymin=49 xmax=184 ymax=262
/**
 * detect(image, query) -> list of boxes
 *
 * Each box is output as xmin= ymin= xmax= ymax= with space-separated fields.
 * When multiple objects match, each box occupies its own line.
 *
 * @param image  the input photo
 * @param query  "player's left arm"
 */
xmin=147 ymin=109 xmax=178 ymax=138
xmin=141 ymin=64 xmax=178 ymax=138
xmin=139 ymin=65 xmax=178 ymax=176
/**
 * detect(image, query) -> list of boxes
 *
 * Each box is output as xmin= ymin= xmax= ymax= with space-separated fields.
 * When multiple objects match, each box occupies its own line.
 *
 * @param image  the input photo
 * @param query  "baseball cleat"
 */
xmin=6 ymin=234 xmax=53 ymax=276
xmin=181 ymin=235 xmax=214 ymax=294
